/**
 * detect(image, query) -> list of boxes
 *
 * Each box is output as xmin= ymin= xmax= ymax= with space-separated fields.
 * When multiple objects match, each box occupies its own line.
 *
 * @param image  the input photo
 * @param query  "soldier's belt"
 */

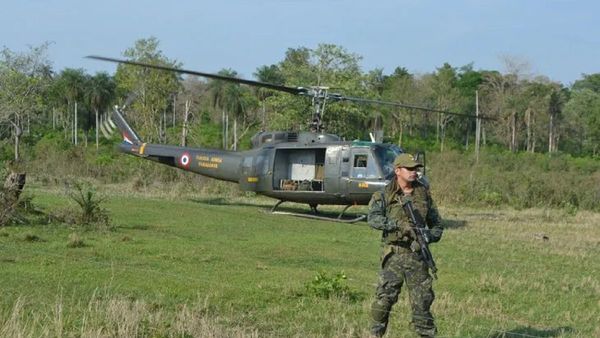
xmin=385 ymin=243 xmax=412 ymax=253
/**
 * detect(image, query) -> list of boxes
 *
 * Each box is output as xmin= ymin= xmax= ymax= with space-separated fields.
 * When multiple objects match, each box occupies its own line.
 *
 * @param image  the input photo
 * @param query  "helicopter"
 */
xmin=89 ymin=56 xmax=493 ymax=222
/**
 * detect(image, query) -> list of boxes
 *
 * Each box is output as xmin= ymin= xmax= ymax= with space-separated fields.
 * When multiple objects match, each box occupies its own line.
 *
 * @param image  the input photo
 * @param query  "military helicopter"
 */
xmin=89 ymin=56 xmax=492 ymax=222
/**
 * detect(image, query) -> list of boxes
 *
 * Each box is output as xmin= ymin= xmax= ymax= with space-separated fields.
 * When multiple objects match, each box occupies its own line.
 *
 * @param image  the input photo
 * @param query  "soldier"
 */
xmin=368 ymin=153 xmax=443 ymax=337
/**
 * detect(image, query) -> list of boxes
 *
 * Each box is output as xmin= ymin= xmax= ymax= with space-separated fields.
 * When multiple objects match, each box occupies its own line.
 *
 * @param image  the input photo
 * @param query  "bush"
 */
xmin=65 ymin=181 xmax=111 ymax=228
xmin=304 ymin=271 xmax=362 ymax=302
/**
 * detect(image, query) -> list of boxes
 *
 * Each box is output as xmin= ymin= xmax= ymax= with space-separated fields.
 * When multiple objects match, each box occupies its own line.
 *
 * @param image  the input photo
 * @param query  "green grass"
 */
xmin=0 ymin=189 xmax=598 ymax=337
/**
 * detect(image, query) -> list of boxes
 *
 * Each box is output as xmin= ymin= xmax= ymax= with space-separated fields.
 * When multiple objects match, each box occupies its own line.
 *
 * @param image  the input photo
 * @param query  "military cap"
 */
xmin=393 ymin=153 xmax=423 ymax=168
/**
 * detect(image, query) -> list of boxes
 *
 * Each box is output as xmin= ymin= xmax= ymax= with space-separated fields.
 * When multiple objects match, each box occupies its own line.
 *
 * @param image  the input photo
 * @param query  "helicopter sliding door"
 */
xmin=342 ymin=147 xmax=382 ymax=203
xmin=272 ymin=148 xmax=326 ymax=192
xmin=323 ymin=145 xmax=343 ymax=195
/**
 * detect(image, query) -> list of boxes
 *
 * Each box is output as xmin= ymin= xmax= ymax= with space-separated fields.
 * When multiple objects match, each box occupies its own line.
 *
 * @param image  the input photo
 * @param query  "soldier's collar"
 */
xmin=387 ymin=179 xmax=421 ymax=196
xmin=387 ymin=179 xmax=405 ymax=196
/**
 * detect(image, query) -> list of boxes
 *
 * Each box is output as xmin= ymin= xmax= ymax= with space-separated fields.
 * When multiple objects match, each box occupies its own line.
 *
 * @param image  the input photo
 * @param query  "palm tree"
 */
xmin=55 ymin=68 xmax=87 ymax=144
xmin=208 ymin=69 xmax=244 ymax=150
xmin=85 ymin=72 xmax=115 ymax=149
xmin=254 ymin=65 xmax=285 ymax=130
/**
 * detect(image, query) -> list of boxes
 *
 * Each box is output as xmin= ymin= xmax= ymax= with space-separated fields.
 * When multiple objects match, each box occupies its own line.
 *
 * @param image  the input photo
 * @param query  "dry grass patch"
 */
xmin=0 ymin=294 xmax=260 ymax=338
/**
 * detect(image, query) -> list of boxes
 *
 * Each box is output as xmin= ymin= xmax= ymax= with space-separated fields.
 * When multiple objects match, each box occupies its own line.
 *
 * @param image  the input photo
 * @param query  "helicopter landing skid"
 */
xmin=271 ymin=211 xmax=366 ymax=223
xmin=270 ymin=201 xmax=366 ymax=224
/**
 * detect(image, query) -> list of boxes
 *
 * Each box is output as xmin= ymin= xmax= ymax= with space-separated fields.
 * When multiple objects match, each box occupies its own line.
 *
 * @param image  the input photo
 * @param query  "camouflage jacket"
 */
xmin=368 ymin=178 xmax=443 ymax=245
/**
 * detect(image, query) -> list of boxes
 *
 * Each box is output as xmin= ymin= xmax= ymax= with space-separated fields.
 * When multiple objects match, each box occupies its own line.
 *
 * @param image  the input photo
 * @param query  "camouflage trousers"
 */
xmin=370 ymin=247 xmax=436 ymax=337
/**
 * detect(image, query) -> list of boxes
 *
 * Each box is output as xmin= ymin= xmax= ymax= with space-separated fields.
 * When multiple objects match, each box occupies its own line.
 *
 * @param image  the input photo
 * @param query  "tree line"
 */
xmin=2 ymin=37 xmax=600 ymax=163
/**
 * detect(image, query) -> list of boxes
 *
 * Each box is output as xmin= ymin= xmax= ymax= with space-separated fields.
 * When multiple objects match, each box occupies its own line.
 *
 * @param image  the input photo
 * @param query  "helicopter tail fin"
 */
xmin=101 ymin=107 xmax=143 ymax=146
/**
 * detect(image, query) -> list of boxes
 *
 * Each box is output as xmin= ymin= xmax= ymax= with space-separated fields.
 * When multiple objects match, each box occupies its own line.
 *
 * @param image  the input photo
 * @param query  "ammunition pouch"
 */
xmin=382 ymin=229 xmax=412 ymax=245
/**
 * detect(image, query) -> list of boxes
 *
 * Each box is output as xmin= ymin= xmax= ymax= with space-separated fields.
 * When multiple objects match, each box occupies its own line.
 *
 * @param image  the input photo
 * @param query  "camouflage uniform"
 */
xmin=368 ymin=177 xmax=443 ymax=337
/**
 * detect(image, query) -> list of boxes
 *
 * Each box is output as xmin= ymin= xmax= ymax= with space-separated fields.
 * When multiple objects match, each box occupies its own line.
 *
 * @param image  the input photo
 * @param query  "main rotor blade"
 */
xmin=86 ymin=55 xmax=305 ymax=95
xmin=333 ymin=95 xmax=495 ymax=120
xmin=87 ymin=55 xmax=494 ymax=120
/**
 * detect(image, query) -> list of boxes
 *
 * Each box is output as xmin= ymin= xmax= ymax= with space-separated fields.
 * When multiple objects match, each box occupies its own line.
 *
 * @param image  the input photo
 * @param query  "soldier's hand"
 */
xmin=429 ymin=227 xmax=443 ymax=243
xmin=385 ymin=220 xmax=400 ymax=231
xmin=400 ymin=223 xmax=417 ymax=241
xmin=398 ymin=222 xmax=417 ymax=239
xmin=410 ymin=240 xmax=421 ymax=252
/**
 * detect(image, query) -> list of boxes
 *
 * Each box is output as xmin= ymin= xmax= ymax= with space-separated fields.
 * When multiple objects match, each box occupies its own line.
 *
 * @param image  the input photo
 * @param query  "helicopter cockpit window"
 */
xmin=354 ymin=155 xmax=368 ymax=168
xmin=351 ymin=153 xmax=378 ymax=178
xmin=374 ymin=145 xmax=403 ymax=179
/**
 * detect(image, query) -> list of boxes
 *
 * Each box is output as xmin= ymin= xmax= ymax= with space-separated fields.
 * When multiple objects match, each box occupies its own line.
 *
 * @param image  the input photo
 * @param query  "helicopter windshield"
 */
xmin=373 ymin=145 xmax=403 ymax=179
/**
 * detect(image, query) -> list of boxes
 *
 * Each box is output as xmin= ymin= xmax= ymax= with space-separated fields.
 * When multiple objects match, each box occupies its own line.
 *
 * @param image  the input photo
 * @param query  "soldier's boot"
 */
xmin=417 ymin=331 xmax=435 ymax=338
xmin=412 ymin=313 xmax=436 ymax=338
xmin=370 ymin=322 xmax=387 ymax=337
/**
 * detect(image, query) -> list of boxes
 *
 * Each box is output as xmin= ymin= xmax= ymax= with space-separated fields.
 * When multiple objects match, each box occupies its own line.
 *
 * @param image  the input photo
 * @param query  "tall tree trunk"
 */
xmin=475 ymin=91 xmax=481 ymax=163
xmin=13 ymin=122 xmax=21 ymax=161
xmin=74 ymin=101 xmax=78 ymax=146
xmin=233 ymin=117 xmax=237 ymax=151
xmin=222 ymin=110 xmax=226 ymax=149
xmin=172 ymin=95 xmax=177 ymax=128
xmin=510 ymin=111 xmax=516 ymax=152
xmin=163 ymin=109 xmax=167 ymax=143
xmin=181 ymin=100 xmax=190 ymax=147
xmin=64 ymin=110 xmax=68 ymax=140
xmin=95 ymin=108 xmax=99 ymax=150
xmin=548 ymin=114 xmax=554 ymax=153
xmin=525 ymin=108 xmax=531 ymax=152
xmin=225 ymin=113 xmax=229 ymax=150
xmin=436 ymin=114 xmax=440 ymax=144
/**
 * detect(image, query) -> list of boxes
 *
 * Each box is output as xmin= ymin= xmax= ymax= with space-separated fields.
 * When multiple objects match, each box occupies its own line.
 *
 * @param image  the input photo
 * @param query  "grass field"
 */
xmin=1 ymin=187 xmax=598 ymax=337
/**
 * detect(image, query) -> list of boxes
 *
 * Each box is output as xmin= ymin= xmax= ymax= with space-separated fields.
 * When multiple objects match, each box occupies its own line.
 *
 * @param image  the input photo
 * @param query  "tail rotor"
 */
xmin=100 ymin=114 xmax=117 ymax=139
xmin=99 ymin=105 xmax=143 ymax=146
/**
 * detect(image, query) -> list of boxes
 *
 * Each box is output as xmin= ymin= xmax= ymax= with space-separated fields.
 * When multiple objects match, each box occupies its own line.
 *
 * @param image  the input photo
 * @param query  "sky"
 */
xmin=1 ymin=0 xmax=598 ymax=86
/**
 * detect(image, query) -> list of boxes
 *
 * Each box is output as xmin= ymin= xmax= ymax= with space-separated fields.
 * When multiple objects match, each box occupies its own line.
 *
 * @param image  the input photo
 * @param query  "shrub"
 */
xmin=66 ymin=181 xmax=111 ymax=228
xmin=304 ymin=271 xmax=362 ymax=302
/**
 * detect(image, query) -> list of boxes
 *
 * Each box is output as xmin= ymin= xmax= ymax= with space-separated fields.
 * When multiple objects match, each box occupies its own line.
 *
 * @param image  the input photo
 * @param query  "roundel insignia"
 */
xmin=179 ymin=152 xmax=191 ymax=168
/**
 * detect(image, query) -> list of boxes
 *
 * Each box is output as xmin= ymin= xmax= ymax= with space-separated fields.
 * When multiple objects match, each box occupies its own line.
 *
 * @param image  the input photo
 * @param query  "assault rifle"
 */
xmin=403 ymin=200 xmax=438 ymax=279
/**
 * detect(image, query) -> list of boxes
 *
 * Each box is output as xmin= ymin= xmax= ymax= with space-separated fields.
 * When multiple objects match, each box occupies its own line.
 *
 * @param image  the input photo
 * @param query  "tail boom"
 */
xmin=122 ymin=142 xmax=242 ymax=182
xmin=111 ymin=108 xmax=242 ymax=183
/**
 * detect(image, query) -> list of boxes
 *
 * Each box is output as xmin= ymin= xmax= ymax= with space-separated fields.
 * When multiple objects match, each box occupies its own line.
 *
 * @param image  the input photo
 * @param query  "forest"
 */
xmin=1 ymin=37 xmax=599 ymax=211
